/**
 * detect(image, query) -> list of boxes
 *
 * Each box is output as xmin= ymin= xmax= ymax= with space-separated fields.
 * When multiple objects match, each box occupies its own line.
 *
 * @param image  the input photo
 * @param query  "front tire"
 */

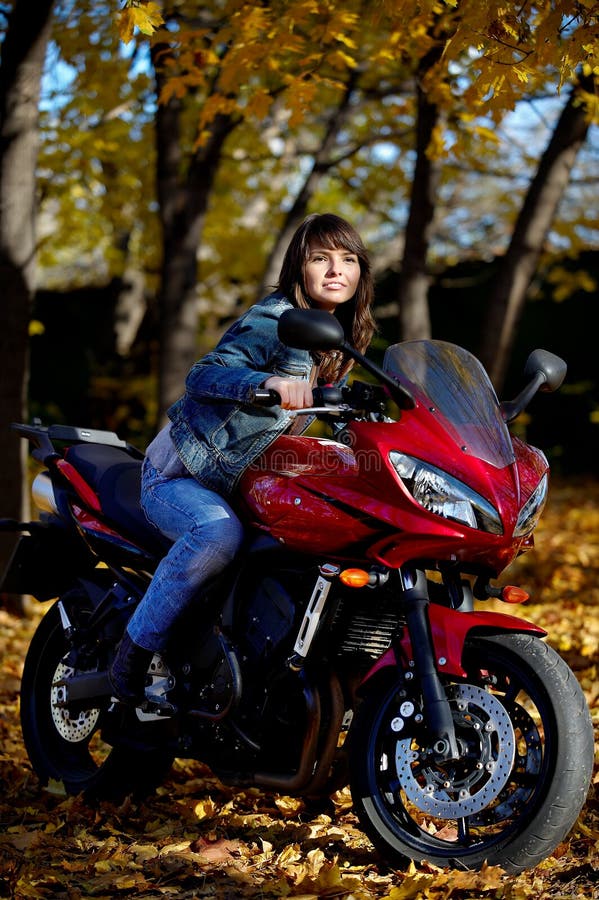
xmin=349 ymin=633 xmax=593 ymax=873
xmin=20 ymin=594 xmax=174 ymax=802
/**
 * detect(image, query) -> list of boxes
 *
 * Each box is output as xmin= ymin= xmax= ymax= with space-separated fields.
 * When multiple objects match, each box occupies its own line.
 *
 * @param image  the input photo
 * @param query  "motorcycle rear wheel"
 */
xmin=349 ymin=633 xmax=593 ymax=873
xmin=20 ymin=594 xmax=174 ymax=803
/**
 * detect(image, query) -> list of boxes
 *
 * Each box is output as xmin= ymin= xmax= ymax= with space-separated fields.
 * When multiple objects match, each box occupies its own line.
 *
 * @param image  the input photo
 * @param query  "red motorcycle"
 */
xmin=1 ymin=308 xmax=593 ymax=873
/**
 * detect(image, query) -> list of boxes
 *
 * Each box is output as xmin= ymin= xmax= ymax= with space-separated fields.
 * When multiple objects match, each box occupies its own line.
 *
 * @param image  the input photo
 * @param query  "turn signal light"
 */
xmin=501 ymin=585 xmax=529 ymax=604
xmin=340 ymin=568 xmax=371 ymax=588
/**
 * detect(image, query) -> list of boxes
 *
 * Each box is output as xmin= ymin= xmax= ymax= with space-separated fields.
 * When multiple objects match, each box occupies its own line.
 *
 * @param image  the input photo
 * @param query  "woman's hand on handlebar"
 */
xmin=262 ymin=376 xmax=313 ymax=410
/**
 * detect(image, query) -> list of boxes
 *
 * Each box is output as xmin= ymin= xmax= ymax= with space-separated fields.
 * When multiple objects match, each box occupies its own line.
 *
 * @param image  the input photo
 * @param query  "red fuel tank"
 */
xmin=237 ymin=435 xmax=384 ymax=554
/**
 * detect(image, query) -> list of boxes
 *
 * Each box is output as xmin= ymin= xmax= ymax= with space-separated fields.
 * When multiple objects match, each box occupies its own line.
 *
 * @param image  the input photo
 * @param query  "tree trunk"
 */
xmin=395 ymin=51 xmax=442 ymax=343
xmin=0 ymin=0 xmax=55 ymax=610
xmin=152 ymin=45 xmax=237 ymax=424
xmin=478 ymin=73 xmax=594 ymax=390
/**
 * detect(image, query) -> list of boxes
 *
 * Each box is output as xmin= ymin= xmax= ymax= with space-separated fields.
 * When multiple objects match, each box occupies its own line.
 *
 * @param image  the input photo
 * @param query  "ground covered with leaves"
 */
xmin=0 ymin=479 xmax=597 ymax=900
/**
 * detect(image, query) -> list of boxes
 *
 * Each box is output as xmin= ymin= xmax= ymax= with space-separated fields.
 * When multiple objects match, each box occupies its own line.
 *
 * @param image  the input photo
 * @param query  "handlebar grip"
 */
xmin=312 ymin=385 xmax=344 ymax=406
xmin=251 ymin=388 xmax=281 ymax=406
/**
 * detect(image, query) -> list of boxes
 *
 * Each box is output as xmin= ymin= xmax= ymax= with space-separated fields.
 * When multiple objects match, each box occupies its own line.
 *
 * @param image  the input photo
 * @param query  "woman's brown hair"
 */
xmin=277 ymin=213 xmax=377 ymax=382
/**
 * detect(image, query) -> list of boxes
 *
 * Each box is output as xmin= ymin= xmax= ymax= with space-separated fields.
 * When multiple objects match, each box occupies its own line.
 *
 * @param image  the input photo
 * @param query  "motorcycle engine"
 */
xmin=241 ymin=574 xmax=297 ymax=665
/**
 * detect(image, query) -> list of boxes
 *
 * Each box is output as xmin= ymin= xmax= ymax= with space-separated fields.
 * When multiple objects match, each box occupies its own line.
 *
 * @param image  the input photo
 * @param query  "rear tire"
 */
xmin=20 ymin=594 xmax=174 ymax=803
xmin=349 ymin=633 xmax=593 ymax=873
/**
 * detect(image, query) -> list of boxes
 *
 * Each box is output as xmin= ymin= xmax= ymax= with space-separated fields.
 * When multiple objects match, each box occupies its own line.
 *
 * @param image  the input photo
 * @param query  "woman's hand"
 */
xmin=263 ymin=376 xmax=313 ymax=410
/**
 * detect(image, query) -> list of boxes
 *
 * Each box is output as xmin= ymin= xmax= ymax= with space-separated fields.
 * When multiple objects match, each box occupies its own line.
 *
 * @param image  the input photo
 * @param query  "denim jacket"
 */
xmin=167 ymin=293 xmax=314 ymax=495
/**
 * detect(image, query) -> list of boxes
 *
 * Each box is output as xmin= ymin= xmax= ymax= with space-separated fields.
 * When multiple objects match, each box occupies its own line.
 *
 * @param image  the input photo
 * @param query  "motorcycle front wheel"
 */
xmin=20 ymin=594 xmax=174 ymax=803
xmin=349 ymin=633 xmax=593 ymax=873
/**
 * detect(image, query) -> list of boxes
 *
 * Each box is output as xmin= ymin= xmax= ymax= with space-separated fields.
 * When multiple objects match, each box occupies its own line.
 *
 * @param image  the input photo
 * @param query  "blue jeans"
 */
xmin=126 ymin=461 xmax=245 ymax=652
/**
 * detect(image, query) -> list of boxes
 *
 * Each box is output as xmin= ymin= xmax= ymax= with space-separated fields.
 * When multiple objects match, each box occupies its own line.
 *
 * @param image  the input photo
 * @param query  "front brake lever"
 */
xmin=288 ymin=405 xmax=354 ymax=417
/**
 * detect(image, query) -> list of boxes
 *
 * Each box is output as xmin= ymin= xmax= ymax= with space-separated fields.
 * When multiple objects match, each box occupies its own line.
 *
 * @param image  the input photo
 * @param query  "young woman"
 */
xmin=109 ymin=213 xmax=377 ymax=705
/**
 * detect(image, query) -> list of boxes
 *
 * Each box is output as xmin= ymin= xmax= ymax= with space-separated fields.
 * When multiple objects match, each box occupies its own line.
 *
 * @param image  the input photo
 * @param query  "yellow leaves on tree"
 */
xmin=115 ymin=0 xmax=598 ymax=147
xmin=393 ymin=0 xmax=599 ymax=122
xmin=119 ymin=0 xmax=363 ymax=141
xmin=118 ymin=1 xmax=164 ymax=45
xmin=576 ymin=82 xmax=599 ymax=123
xmin=546 ymin=265 xmax=597 ymax=301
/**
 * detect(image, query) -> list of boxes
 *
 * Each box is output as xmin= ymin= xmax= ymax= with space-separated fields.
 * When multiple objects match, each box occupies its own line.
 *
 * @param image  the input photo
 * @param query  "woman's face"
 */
xmin=303 ymin=243 xmax=361 ymax=312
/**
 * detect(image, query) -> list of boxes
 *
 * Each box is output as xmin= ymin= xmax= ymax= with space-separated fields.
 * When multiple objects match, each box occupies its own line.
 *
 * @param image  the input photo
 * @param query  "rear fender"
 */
xmin=363 ymin=603 xmax=546 ymax=683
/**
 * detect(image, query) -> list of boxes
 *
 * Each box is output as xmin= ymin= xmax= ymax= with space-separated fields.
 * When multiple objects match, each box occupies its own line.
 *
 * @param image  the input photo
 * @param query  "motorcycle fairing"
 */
xmin=238 ymin=436 xmax=392 ymax=553
xmin=362 ymin=602 xmax=547 ymax=681
xmin=383 ymin=340 xmax=514 ymax=468
xmin=240 ymin=426 xmax=546 ymax=571
xmin=239 ymin=340 xmax=549 ymax=569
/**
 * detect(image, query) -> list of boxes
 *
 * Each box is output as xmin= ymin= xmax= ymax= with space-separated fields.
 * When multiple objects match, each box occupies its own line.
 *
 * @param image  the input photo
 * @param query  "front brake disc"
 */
xmin=394 ymin=683 xmax=515 ymax=818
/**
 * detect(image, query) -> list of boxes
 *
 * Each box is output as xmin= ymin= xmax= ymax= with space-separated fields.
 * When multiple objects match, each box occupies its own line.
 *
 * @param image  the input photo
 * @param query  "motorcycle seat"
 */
xmin=64 ymin=444 xmax=170 ymax=553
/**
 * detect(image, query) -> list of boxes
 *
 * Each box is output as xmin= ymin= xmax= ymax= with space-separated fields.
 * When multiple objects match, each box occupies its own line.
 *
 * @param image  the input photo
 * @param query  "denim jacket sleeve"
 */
xmin=183 ymin=294 xmax=310 ymax=403
xmin=165 ymin=295 xmax=315 ymax=494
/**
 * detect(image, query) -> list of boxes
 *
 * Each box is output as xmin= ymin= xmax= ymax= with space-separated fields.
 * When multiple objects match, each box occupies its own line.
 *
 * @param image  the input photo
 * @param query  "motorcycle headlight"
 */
xmin=514 ymin=474 xmax=548 ymax=537
xmin=389 ymin=452 xmax=503 ymax=535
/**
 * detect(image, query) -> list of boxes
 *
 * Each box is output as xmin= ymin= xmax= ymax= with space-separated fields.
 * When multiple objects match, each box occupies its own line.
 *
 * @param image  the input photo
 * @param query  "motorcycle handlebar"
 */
xmin=251 ymin=388 xmax=282 ymax=407
xmin=251 ymin=385 xmax=346 ymax=409
xmin=251 ymin=383 xmax=386 ymax=420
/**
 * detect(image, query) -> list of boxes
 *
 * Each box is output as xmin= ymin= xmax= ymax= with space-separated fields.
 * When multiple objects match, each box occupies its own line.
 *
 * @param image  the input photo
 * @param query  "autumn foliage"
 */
xmin=0 ymin=477 xmax=597 ymax=899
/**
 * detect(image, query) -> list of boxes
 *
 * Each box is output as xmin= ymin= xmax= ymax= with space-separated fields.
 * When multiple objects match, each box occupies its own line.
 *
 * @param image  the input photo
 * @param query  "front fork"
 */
xmin=400 ymin=568 xmax=460 ymax=761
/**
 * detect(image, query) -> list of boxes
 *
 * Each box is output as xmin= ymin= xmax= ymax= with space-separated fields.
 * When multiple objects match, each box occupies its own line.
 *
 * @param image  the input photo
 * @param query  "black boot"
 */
xmin=109 ymin=631 xmax=153 ymax=705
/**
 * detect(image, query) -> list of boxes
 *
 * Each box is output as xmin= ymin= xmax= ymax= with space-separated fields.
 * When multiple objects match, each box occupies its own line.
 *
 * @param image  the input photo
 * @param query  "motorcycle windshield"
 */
xmin=383 ymin=340 xmax=515 ymax=468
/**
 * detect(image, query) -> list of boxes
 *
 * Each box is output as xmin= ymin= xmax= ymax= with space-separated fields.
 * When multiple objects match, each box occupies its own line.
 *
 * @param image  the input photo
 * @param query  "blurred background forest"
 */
xmin=0 ymin=0 xmax=598 ymax=584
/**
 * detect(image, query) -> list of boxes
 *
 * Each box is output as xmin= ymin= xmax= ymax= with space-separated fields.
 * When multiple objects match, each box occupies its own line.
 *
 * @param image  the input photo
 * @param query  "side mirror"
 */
xmin=501 ymin=349 xmax=567 ymax=422
xmin=277 ymin=308 xmax=345 ymax=351
xmin=523 ymin=349 xmax=567 ymax=392
xmin=277 ymin=308 xmax=416 ymax=409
